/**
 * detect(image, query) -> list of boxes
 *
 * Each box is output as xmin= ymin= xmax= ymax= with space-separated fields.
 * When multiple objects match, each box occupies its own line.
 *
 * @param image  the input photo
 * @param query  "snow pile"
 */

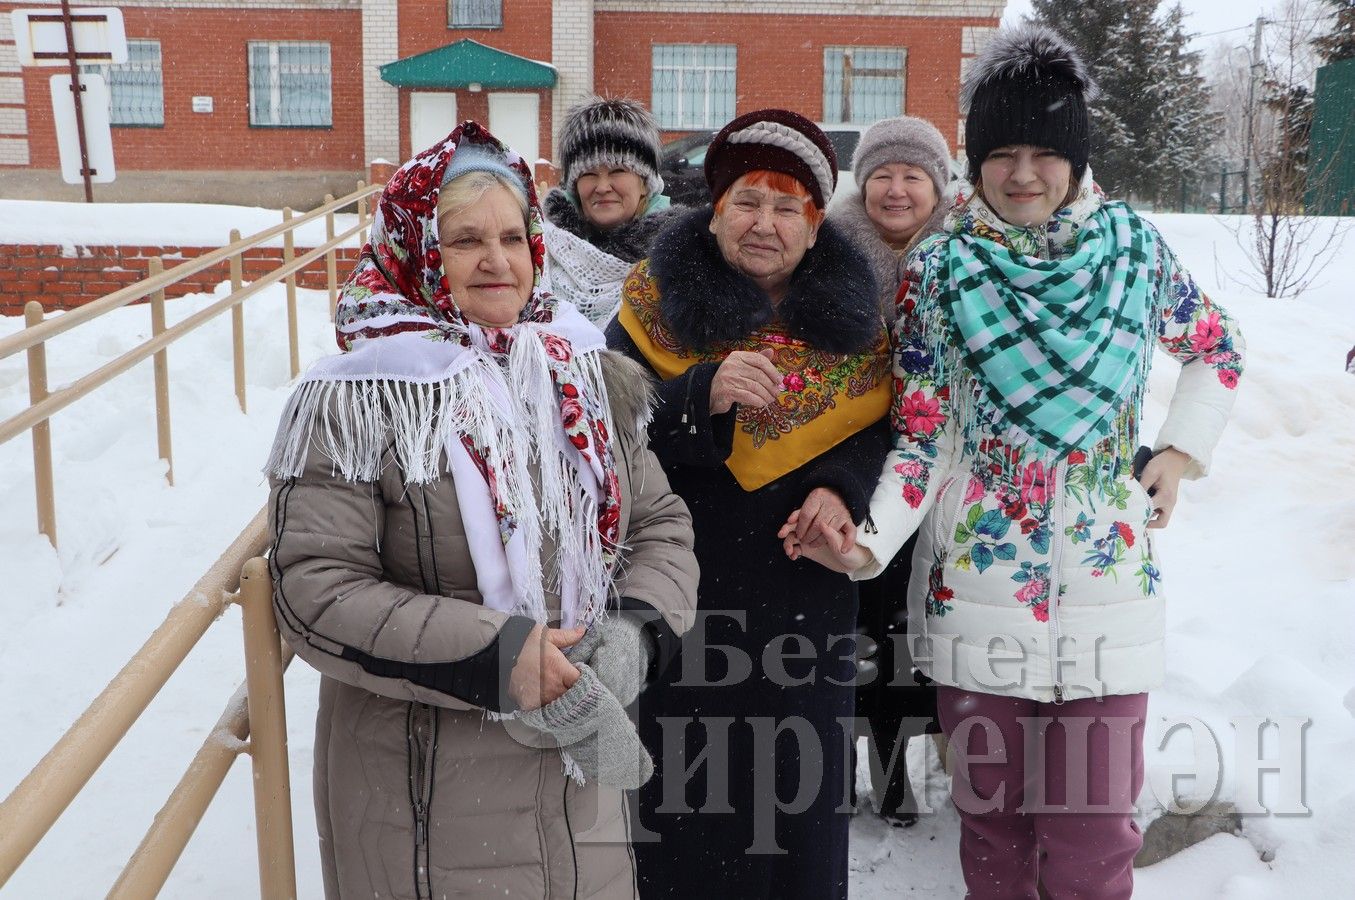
xmin=1 ymin=204 xmax=1353 ymax=897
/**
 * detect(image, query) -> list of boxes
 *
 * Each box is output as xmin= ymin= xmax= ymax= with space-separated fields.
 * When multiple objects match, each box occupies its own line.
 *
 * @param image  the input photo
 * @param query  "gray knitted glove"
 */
xmin=518 ymin=662 xmax=654 ymax=789
xmin=568 ymin=615 xmax=653 ymax=708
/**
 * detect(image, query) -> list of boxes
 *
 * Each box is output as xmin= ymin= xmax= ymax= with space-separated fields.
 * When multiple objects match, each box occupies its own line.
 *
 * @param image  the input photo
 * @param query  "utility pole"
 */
xmin=1242 ymin=16 xmax=1265 ymax=213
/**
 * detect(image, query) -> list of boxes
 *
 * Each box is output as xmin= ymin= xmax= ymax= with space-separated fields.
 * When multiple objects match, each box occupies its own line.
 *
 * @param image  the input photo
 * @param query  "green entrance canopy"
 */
xmin=380 ymin=39 xmax=557 ymax=90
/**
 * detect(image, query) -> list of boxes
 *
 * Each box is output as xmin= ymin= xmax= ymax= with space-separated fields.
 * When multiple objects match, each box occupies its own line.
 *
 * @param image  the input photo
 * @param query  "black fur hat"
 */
xmin=961 ymin=25 xmax=1099 ymax=182
xmin=558 ymin=96 xmax=665 ymax=198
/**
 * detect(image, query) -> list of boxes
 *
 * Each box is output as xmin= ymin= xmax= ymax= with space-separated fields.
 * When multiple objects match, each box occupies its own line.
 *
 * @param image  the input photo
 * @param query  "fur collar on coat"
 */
xmin=544 ymin=187 xmax=683 ymax=264
xmin=648 ymin=206 xmax=881 ymax=354
xmin=825 ymin=190 xmax=946 ymax=315
xmin=599 ymin=349 xmax=655 ymax=443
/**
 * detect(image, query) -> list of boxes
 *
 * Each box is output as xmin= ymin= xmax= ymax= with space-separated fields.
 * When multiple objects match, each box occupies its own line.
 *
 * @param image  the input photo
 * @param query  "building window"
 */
xmin=822 ymin=47 xmax=906 ymax=125
xmin=82 ymin=39 xmax=163 ymax=127
xmin=449 ymin=0 xmax=502 ymax=28
xmin=248 ymin=41 xmax=332 ymax=127
xmin=651 ymin=44 xmax=736 ymax=130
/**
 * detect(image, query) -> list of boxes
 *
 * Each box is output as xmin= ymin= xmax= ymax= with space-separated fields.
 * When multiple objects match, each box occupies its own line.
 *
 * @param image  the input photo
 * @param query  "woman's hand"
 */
xmin=794 ymin=487 xmax=855 ymax=551
xmin=710 ymin=349 xmax=782 ymax=415
xmin=777 ymin=507 xmax=874 ymax=573
xmin=1139 ymin=447 xmax=1192 ymax=529
xmin=509 ymin=624 xmax=584 ymax=711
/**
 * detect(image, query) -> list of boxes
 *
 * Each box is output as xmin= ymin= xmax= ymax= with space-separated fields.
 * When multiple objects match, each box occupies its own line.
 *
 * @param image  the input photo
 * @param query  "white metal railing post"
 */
xmin=24 ymin=301 xmax=57 ymax=547
xmin=324 ymin=193 xmax=337 ymax=320
xmin=282 ymin=208 xmax=299 ymax=379
xmin=239 ymin=558 xmax=297 ymax=899
xmin=147 ymin=257 xmax=174 ymax=485
xmin=229 ymin=229 xmax=247 ymax=413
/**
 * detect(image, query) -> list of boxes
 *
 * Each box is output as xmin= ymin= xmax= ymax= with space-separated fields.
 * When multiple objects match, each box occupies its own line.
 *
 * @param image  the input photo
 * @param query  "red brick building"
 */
xmin=0 ymin=0 xmax=1002 ymax=206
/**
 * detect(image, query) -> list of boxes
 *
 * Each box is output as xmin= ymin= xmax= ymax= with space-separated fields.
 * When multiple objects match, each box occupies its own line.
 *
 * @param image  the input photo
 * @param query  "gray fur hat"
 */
xmin=558 ymin=96 xmax=665 ymax=198
xmin=851 ymin=116 xmax=952 ymax=202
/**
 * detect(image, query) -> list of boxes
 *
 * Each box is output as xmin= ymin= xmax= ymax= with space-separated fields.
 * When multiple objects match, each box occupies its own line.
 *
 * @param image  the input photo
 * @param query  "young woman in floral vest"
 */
xmin=782 ymin=26 xmax=1245 ymax=900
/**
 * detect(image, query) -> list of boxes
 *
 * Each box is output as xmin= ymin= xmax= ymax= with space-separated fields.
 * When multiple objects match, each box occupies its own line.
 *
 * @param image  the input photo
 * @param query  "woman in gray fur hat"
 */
xmin=541 ymin=96 xmax=683 ymax=323
xmin=827 ymin=115 xmax=953 ymax=312
xmin=826 ymin=115 xmax=953 ymax=829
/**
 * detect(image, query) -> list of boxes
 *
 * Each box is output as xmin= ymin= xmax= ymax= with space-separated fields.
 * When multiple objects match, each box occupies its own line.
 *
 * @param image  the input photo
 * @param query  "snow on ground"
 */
xmin=0 ymin=198 xmax=364 ymax=250
xmin=1 ymin=204 xmax=1353 ymax=898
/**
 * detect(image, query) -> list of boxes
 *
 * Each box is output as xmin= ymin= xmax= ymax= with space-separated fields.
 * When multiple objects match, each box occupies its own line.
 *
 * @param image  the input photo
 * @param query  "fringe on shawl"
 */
xmin=264 ymin=334 xmax=620 ymax=629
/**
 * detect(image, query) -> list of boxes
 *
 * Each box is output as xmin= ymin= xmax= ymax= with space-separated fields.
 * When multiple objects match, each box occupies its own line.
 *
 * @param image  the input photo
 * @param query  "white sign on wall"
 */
xmin=192 ymin=96 xmax=214 ymax=114
xmin=49 ymin=73 xmax=116 ymax=184
xmin=11 ymin=8 xmax=127 ymax=67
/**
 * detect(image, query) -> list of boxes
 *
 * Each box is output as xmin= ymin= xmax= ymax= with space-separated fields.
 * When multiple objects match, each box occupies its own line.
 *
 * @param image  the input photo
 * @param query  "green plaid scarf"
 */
xmin=939 ymin=200 xmax=1158 ymax=459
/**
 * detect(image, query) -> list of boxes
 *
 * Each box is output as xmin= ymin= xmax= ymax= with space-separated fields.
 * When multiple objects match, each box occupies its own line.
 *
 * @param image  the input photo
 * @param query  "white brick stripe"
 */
xmin=551 ymin=0 xmax=595 ymax=159
xmin=361 ymin=0 xmax=399 ymax=165
xmin=595 ymin=1 xmax=1002 ymax=17
xmin=0 ymin=137 xmax=29 ymax=165
xmin=0 ymin=107 xmax=26 ymax=135
xmin=962 ymin=25 xmax=999 ymax=55
xmin=0 ymin=77 xmax=24 ymax=105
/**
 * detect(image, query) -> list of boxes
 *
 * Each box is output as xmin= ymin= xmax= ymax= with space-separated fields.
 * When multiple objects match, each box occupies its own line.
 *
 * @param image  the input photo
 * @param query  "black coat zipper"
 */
xmin=407 ymin=702 xmax=438 ymax=900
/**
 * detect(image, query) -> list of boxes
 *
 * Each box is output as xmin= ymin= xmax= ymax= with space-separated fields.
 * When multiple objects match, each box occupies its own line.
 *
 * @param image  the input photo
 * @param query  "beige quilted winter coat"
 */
xmin=268 ymin=350 xmax=698 ymax=899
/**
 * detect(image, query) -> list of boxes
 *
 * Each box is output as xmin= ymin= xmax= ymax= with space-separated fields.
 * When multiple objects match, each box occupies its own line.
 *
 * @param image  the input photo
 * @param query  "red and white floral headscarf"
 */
xmin=269 ymin=122 xmax=622 ymax=628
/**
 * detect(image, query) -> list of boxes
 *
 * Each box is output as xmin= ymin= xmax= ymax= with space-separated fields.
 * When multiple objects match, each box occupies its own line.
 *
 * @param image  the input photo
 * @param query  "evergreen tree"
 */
xmin=1313 ymin=0 xmax=1355 ymax=63
xmin=1026 ymin=0 xmax=1215 ymax=205
xmin=1259 ymin=81 xmax=1314 ymax=210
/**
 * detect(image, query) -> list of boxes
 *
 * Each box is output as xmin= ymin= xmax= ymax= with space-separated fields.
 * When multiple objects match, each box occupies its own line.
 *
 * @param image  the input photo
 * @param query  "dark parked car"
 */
xmin=658 ymin=124 xmax=870 ymax=206
xmin=658 ymin=131 xmax=719 ymax=206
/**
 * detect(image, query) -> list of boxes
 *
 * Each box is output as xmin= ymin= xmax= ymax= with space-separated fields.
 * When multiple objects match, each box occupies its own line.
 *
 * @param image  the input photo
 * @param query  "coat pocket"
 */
xmin=930 ymin=475 xmax=967 ymax=557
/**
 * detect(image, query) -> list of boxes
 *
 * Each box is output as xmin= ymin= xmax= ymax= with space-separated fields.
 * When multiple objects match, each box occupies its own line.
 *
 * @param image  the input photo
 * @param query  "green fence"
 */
xmin=1306 ymin=58 xmax=1355 ymax=216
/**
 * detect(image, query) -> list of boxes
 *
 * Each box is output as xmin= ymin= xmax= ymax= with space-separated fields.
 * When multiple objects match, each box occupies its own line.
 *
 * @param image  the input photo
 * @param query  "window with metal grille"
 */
xmin=248 ymin=41 xmax=332 ymax=127
xmin=82 ymin=39 xmax=163 ymax=127
xmin=823 ymin=47 xmax=906 ymax=125
xmin=651 ymin=44 xmax=736 ymax=130
xmin=449 ymin=0 xmax=502 ymax=27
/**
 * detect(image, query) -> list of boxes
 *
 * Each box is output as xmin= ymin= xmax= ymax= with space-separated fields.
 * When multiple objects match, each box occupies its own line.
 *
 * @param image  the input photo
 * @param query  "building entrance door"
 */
xmin=410 ymin=92 xmax=457 ymax=157
xmin=488 ymin=92 xmax=539 ymax=167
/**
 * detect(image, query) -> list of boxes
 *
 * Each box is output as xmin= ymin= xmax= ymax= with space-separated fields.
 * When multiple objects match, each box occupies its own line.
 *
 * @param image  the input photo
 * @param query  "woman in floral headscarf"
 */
xmin=265 ymin=121 xmax=698 ymax=899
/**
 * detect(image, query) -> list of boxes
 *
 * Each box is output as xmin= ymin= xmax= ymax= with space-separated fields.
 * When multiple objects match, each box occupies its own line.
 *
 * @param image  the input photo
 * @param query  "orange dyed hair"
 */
xmin=714 ymin=170 xmax=826 ymax=227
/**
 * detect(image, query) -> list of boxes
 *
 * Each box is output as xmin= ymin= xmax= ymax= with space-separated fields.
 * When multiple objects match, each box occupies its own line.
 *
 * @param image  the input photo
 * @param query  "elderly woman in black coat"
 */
xmin=605 ymin=109 xmax=890 ymax=900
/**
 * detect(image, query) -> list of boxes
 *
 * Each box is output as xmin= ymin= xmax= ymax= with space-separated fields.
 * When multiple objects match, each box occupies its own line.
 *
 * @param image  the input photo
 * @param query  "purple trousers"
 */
xmin=936 ymin=687 xmax=1148 ymax=900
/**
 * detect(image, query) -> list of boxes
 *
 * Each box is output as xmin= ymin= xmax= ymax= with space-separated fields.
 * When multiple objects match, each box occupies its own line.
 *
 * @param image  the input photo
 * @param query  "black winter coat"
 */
xmin=606 ymin=207 xmax=889 ymax=900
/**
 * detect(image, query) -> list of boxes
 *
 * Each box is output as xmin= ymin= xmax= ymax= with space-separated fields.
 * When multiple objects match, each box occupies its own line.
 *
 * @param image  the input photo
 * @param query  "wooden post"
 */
xmin=239 ymin=558 xmax=297 ymax=899
xmin=357 ymin=180 xmax=368 ymax=247
xmin=148 ymin=257 xmax=173 ymax=485
xmin=25 ymin=302 xmax=57 ymax=547
xmin=323 ymin=193 xmax=338 ymax=320
xmin=283 ymin=208 xmax=299 ymax=379
xmin=230 ymin=229 xmax=247 ymax=414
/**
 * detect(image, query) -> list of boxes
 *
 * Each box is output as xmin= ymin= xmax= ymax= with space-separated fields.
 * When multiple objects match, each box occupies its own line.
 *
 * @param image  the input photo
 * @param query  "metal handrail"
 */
xmin=0 ymin=508 xmax=269 ymax=885
xmin=4 ymin=180 xmax=378 ymax=548
xmin=0 ymin=182 xmax=380 ymax=361
xmin=0 ymin=216 xmax=364 ymax=446
xmin=0 ymin=177 xmax=379 ymax=898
